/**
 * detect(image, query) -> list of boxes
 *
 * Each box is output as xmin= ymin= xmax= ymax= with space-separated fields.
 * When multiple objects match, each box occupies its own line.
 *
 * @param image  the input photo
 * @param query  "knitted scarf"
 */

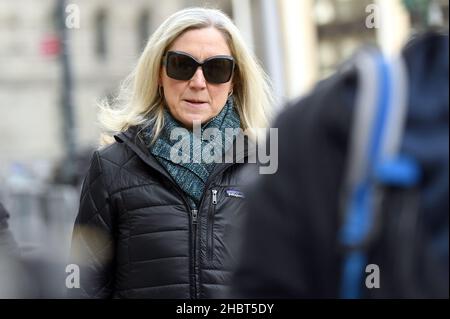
xmin=141 ymin=97 xmax=241 ymax=209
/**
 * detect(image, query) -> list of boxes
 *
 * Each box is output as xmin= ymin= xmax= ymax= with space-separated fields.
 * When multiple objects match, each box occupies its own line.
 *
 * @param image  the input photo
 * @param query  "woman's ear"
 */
xmin=228 ymin=82 xmax=234 ymax=97
xmin=157 ymin=69 xmax=164 ymax=98
xmin=158 ymin=68 xmax=163 ymax=86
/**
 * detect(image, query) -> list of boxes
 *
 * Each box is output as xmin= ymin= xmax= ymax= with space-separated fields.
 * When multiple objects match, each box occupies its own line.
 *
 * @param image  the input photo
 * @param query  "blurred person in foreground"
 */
xmin=232 ymin=31 xmax=448 ymax=298
xmin=69 ymin=7 xmax=272 ymax=298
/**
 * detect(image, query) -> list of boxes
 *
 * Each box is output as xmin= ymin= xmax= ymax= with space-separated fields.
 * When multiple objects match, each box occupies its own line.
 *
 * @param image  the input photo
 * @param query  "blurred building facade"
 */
xmin=0 ymin=0 xmax=448 ymax=174
xmin=0 ymin=0 xmax=448 ymax=255
xmin=0 ymin=0 xmax=202 ymax=178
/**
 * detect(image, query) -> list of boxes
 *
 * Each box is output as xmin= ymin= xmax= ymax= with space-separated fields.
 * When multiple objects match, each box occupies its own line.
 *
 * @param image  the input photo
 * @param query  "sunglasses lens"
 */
xmin=203 ymin=58 xmax=234 ymax=84
xmin=166 ymin=53 xmax=197 ymax=81
xmin=165 ymin=52 xmax=234 ymax=84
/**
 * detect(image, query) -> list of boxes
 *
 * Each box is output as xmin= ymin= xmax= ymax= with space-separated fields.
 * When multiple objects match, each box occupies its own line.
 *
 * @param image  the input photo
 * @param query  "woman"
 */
xmin=70 ymin=7 xmax=272 ymax=298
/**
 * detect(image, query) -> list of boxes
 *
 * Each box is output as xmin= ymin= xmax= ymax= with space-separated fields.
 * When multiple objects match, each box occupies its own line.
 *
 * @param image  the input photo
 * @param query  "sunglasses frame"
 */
xmin=163 ymin=50 xmax=236 ymax=84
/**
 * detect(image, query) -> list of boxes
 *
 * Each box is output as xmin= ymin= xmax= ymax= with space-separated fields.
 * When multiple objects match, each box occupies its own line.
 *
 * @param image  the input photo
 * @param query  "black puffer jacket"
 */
xmin=70 ymin=127 xmax=253 ymax=298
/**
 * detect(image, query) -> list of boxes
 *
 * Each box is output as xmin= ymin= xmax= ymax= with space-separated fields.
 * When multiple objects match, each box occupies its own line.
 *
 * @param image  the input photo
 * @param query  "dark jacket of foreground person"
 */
xmin=232 ymin=32 xmax=449 ymax=298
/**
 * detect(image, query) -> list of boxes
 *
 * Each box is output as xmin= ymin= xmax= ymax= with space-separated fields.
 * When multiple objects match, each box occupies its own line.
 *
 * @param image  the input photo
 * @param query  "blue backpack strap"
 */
xmin=339 ymin=48 xmax=419 ymax=298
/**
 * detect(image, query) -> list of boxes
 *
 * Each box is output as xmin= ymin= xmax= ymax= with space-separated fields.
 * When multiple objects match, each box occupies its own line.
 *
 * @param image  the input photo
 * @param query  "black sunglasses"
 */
xmin=164 ymin=51 xmax=235 ymax=84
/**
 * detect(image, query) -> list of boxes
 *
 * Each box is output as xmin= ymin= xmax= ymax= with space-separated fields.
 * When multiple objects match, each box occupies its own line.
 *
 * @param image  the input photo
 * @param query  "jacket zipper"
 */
xmin=207 ymin=189 xmax=218 ymax=262
xmin=193 ymin=167 xmax=230 ymax=297
xmin=190 ymin=208 xmax=198 ymax=298
xmin=191 ymin=209 xmax=198 ymax=224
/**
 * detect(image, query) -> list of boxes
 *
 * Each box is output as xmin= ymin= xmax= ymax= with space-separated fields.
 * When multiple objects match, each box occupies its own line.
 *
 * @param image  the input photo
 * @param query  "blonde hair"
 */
xmin=99 ymin=7 xmax=273 ymax=145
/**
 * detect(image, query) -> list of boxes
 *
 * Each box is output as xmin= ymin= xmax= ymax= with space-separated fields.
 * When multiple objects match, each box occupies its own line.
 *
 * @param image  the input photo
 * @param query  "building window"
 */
xmin=95 ymin=9 xmax=107 ymax=59
xmin=314 ymin=0 xmax=376 ymax=77
xmin=406 ymin=0 xmax=449 ymax=32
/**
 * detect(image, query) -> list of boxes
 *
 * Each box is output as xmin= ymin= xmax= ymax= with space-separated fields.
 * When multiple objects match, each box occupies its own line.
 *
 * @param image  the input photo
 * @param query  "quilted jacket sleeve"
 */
xmin=68 ymin=151 xmax=116 ymax=298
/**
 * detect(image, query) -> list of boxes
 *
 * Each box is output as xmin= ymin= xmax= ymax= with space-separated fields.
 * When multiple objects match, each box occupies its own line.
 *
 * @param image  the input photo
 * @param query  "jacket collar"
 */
xmin=114 ymin=126 xmax=255 ymax=181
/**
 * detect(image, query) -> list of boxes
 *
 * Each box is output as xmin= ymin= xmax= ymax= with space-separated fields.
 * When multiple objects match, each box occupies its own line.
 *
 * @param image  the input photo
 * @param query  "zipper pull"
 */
xmin=191 ymin=209 xmax=198 ymax=224
xmin=212 ymin=189 xmax=217 ymax=205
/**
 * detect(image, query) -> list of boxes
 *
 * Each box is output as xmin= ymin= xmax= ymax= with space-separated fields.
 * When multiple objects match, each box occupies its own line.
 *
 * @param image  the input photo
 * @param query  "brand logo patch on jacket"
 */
xmin=226 ymin=189 xmax=245 ymax=199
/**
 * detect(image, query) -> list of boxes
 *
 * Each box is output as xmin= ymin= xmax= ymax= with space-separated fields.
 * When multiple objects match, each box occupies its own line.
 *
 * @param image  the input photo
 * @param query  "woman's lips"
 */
xmin=183 ymin=100 xmax=208 ymax=108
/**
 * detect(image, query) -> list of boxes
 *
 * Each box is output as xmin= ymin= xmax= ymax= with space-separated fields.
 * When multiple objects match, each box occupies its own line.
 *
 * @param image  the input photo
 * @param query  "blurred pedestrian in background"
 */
xmin=69 ymin=7 xmax=272 ymax=298
xmin=0 ymin=202 xmax=20 ymax=298
xmin=0 ymin=202 xmax=19 ymax=258
xmin=232 ymin=31 xmax=448 ymax=298
xmin=1 ymin=201 xmax=69 ymax=298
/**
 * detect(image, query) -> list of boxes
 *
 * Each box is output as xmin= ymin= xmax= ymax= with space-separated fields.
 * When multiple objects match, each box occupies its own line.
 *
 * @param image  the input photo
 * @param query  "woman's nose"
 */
xmin=189 ymin=67 xmax=207 ymax=88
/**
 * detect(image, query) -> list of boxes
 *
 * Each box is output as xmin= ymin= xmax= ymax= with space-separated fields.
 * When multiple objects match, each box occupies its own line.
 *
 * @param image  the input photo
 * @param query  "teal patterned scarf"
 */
xmin=141 ymin=97 xmax=241 ymax=209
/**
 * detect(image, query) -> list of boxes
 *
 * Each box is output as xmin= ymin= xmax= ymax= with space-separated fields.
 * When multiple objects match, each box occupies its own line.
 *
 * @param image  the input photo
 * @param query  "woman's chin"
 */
xmin=181 ymin=115 xmax=207 ymax=128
